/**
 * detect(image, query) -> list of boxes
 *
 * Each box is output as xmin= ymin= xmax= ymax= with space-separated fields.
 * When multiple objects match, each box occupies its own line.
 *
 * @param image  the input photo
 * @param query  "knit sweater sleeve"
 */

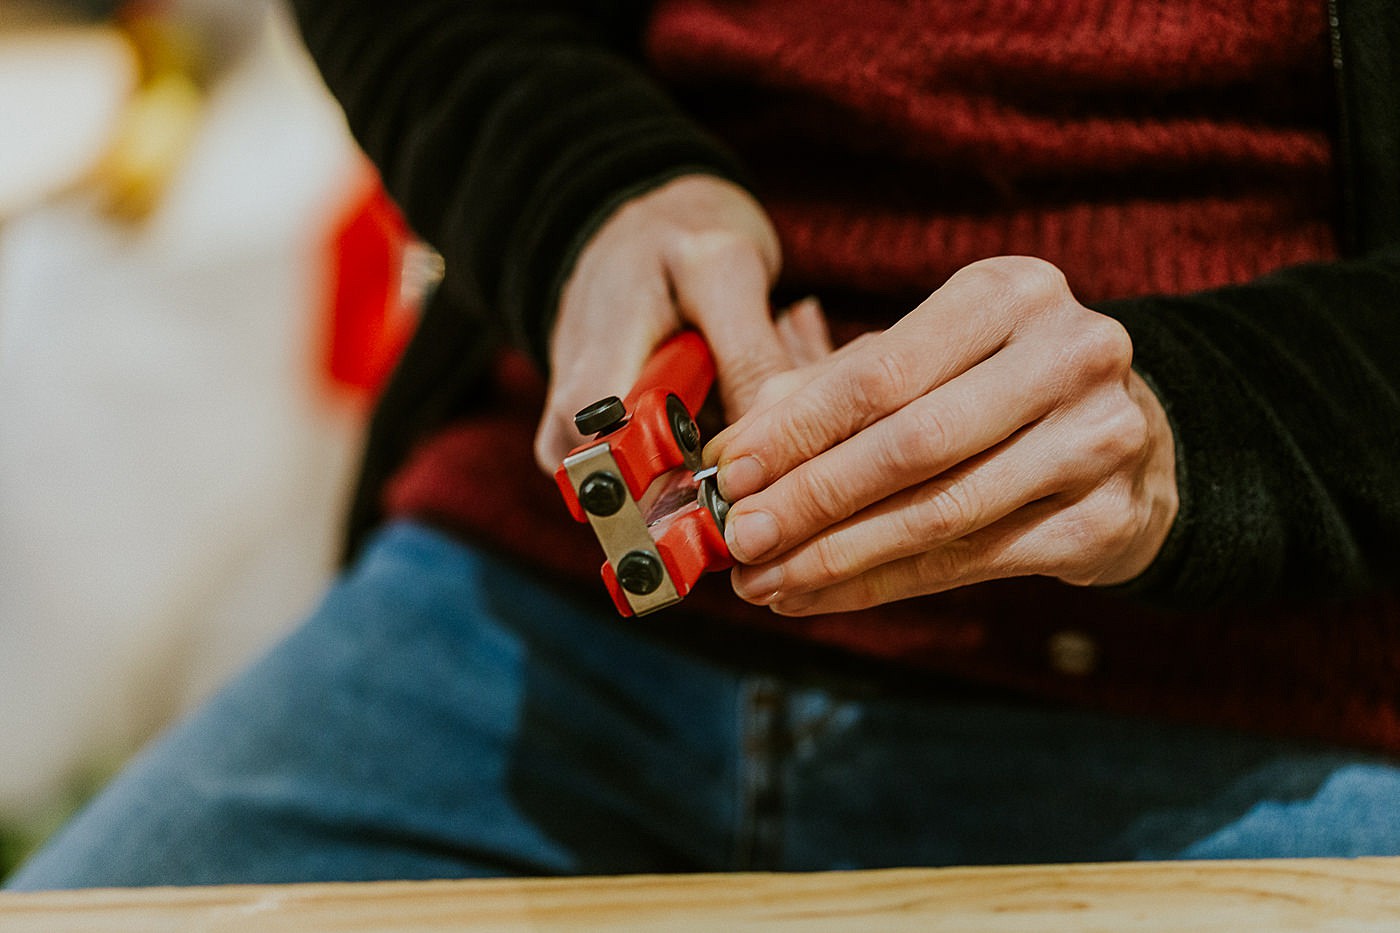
xmin=1099 ymin=245 xmax=1400 ymax=608
xmin=287 ymin=0 xmax=744 ymax=365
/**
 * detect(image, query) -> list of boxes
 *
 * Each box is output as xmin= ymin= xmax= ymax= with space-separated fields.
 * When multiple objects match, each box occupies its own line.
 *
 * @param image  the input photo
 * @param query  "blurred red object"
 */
xmin=322 ymin=173 xmax=427 ymax=402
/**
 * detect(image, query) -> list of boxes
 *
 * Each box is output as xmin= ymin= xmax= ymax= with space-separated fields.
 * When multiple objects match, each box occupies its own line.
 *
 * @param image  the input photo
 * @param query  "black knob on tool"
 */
xmin=578 ymin=471 xmax=626 ymax=517
xmin=575 ymin=396 xmax=627 ymax=436
xmin=617 ymin=551 xmax=663 ymax=595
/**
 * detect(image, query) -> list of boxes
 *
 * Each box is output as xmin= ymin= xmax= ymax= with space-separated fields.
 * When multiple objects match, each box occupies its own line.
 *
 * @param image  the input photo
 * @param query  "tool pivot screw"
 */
xmin=666 ymin=394 xmax=702 ymax=465
xmin=675 ymin=416 xmax=700 ymax=453
xmin=579 ymin=472 xmax=626 ymax=517
xmin=617 ymin=551 xmax=664 ymax=595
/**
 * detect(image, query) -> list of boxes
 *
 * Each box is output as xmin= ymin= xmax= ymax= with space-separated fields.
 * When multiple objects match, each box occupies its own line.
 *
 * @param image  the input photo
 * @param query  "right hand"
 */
xmin=533 ymin=173 xmax=830 ymax=473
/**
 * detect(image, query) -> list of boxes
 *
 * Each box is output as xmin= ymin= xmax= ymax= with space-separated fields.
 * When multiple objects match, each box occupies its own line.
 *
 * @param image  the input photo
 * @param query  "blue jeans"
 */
xmin=10 ymin=521 xmax=1400 ymax=888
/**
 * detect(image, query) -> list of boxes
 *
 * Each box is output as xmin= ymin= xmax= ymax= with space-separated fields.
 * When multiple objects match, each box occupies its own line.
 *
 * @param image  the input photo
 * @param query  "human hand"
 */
xmin=705 ymin=256 xmax=1180 ymax=614
xmin=533 ymin=174 xmax=829 ymax=473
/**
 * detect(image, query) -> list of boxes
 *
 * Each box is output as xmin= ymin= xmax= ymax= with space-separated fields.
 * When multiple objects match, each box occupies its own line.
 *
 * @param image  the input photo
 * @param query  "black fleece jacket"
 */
xmin=290 ymin=0 xmax=1400 ymax=610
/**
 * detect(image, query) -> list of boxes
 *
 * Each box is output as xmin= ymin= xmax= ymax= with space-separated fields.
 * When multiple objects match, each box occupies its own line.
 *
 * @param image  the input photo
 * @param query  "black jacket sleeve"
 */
xmin=1100 ymin=245 xmax=1400 ymax=608
xmin=1102 ymin=0 xmax=1400 ymax=607
xmin=288 ymin=0 xmax=742 ymax=365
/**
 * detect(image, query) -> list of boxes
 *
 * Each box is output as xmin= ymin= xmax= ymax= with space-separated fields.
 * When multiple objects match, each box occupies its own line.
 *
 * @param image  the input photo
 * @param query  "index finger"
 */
xmin=708 ymin=267 xmax=1014 ymax=501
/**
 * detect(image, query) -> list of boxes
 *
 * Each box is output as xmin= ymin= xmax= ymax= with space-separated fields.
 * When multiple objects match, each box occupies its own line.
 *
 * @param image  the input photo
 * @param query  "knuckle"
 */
xmin=912 ymin=538 xmax=974 ymax=586
xmin=1056 ymin=493 xmax=1133 ymax=576
xmin=1092 ymin=507 xmax=1136 ymax=563
xmin=809 ymin=535 xmax=858 ymax=586
xmin=668 ymin=228 xmax=753 ymax=274
xmin=771 ymin=396 xmax=836 ymax=461
xmin=1056 ymin=502 xmax=1103 ymax=552
xmin=914 ymin=483 xmax=976 ymax=543
xmin=1098 ymin=401 xmax=1152 ymax=466
xmin=1070 ymin=388 xmax=1152 ymax=476
xmin=883 ymin=504 xmax=931 ymax=557
xmin=861 ymin=401 xmax=955 ymax=485
xmin=1075 ymin=510 xmax=1116 ymax=558
xmin=1005 ymin=256 xmax=1069 ymax=301
xmin=1052 ymin=541 xmax=1102 ymax=587
xmin=958 ymin=255 xmax=1067 ymax=306
xmin=794 ymin=463 xmax=854 ymax=528
xmin=1050 ymin=315 xmax=1134 ymax=388
xmin=904 ymin=399 xmax=959 ymax=467
xmin=869 ymin=418 xmax=928 ymax=479
xmin=948 ymin=260 xmax=1008 ymax=300
xmin=844 ymin=349 xmax=916 ymax=415
xmin=1086 ymin=315 xmax=1134 ymax=371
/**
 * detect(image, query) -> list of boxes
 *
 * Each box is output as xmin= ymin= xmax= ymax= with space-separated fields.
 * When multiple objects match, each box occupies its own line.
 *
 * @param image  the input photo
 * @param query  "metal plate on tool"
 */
xmin=562 ymin=443 xmax=680 ymax=616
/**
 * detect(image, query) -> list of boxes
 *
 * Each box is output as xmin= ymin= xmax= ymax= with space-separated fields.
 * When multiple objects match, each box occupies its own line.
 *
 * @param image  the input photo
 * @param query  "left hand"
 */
xmin=704 ymin=256 xmax=1179 ymax=615
xmin=534 ymin=174 xmax=806 ymax=473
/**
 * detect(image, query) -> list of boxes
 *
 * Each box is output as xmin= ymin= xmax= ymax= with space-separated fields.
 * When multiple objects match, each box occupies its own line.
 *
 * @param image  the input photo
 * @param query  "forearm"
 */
xmin=289 ymin=0 xmax=746 ymax=363
xmin=1101 ymin=245 xmax=1400 ymax=607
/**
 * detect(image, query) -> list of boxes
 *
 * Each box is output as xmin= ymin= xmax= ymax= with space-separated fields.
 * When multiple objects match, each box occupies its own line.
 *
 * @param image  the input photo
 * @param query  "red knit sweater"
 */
xmin=644 ymin=0 xmax=1338 ymax=308
xmin=386 ymin=1 xmax=1385 ymax=749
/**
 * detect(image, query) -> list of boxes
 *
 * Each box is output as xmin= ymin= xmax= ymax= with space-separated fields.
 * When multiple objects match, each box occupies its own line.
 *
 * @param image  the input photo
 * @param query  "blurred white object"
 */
xmin=0 ymin=26 xmax=137 ymax=216
xmin=0 ymin=4 xmax=371 ymax=813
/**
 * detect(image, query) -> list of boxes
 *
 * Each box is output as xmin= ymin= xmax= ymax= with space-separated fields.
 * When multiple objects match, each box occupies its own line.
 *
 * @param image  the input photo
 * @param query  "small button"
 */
xmin=1047 ymin=630 xmax=1098 ymax=677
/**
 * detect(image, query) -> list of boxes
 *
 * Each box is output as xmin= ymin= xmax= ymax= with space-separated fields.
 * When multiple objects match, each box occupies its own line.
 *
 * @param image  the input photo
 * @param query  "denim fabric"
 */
xmin=10 ymin=521 xmax=1400 ymax=889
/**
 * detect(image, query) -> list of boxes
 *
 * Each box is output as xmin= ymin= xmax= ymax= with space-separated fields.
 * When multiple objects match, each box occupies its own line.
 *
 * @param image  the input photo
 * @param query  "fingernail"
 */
xmin=718 ymin=455 xmax=765 ymax=500
xmin=725 ymin=509 xmax=780 ymax=563
xmin=733 ymin=563 xmax=784 ymax=603
xmin=773 ymin=593 xmax=817 ymax=615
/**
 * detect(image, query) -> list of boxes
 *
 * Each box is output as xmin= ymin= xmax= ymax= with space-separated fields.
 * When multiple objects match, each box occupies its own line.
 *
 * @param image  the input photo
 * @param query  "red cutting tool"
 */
xmin=554 ymin=331 xmax=733 ymax=617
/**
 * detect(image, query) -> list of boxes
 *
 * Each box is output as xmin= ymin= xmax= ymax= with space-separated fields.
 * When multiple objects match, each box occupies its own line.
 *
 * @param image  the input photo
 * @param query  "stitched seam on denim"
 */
xmin=734 ymin=675 xmax=786 ymax=871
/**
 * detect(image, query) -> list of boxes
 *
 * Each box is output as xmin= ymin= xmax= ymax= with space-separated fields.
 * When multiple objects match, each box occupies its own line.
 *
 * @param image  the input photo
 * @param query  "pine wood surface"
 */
xmin=4 ymin=858 xmax=1400 ymax=931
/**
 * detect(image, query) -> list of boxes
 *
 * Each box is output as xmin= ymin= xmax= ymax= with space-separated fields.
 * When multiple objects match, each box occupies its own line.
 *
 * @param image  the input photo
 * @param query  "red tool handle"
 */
xmin=623 ymin=329 xmax=714 ymax=419
xmin=611 ymin=330 xmax=714 ymax=501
